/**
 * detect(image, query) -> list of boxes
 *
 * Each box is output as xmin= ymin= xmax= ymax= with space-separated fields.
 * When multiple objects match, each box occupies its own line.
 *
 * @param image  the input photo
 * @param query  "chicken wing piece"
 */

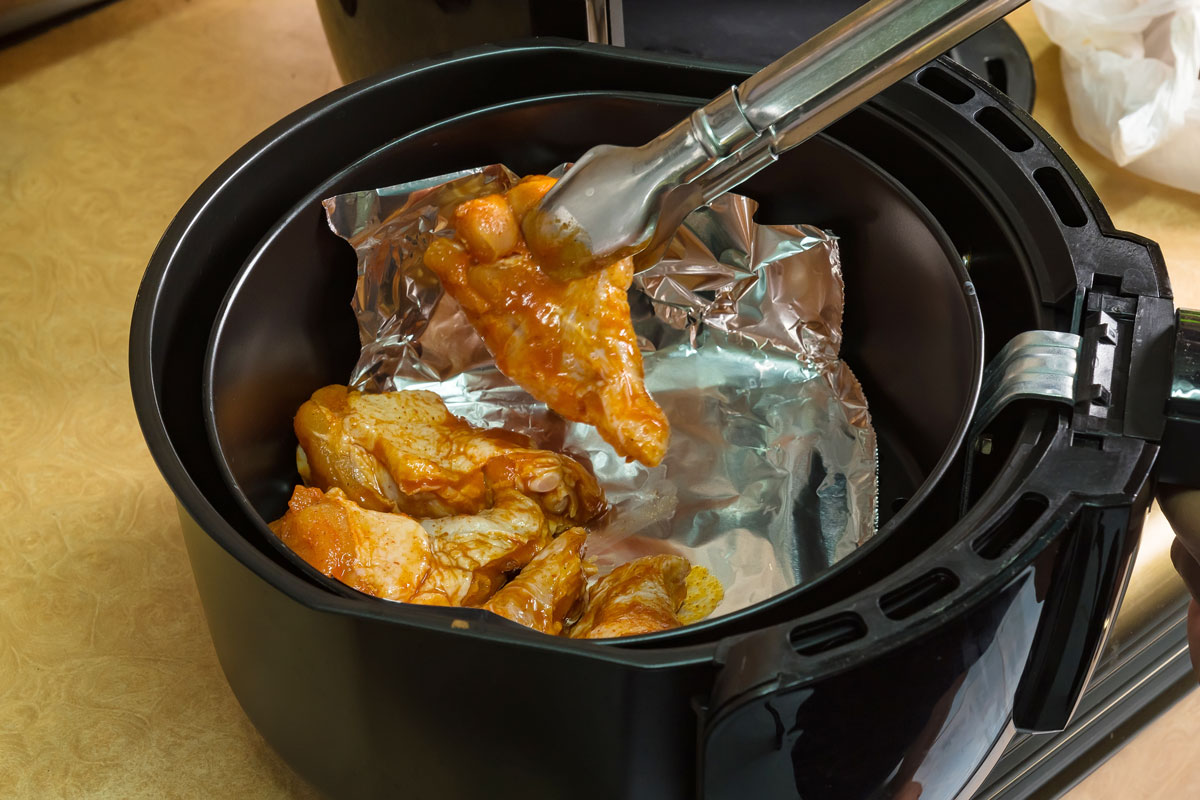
xmin=414 ymin=484 xmax=551 ymax=607
xmin=422 ymin=175 xmax=670 ymax=467
xmin=482 ymin=527 xmax=588 ymax=635
xmin=569 ymin=554 xmax=690 ymax=639
xmin=272 ymin=482 xmax=552 ymax=607
xmin=270 ymin=485 xmax=433 ymax=602
xmin=294 ymin=385 xmax=605 ymax=530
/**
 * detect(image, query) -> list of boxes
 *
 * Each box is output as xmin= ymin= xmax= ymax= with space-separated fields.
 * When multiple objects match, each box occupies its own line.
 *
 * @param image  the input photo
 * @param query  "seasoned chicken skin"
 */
xmin=414 ymin=480 xmax=551 ymax=606
xmin=294 ymin=385 xmax=604 ymax=531
xmin=482 ymin=527 xmax=588 ymax=635
xmin=270 ymin=486 xmax=432 ymax=602
xmin=422 ymin=175 xmax=670 ymax=467
xmin=569 ymin=554 xmax=690 ymax=639
xmin=273 ymin=483 xmax=555 ymax=607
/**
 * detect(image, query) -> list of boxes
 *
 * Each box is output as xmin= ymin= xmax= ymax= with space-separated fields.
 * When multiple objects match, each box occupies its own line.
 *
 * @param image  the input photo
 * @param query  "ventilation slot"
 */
xmin=880 ymin=569 xmax=960 ymax=621
xmin=975 ymin=106 xmax=1033 ymax=152
xmin=973 ymin=493 xmax=1050 ymax=559
xmin=790 ymin=614 xmax=867 ymax=657
xmin=1034 ymin=167 xmax=1087 ymax=228
xmin=984 ymin=57 xmax=1008 ymax=94
xmin=917 ymin=67 xmax=975 ymax=104
xmin=1091 ymin=273 xmax=1123 ymax=294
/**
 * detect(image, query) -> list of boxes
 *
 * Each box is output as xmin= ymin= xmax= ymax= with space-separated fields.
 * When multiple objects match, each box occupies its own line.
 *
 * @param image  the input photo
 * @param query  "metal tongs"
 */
xmin=522 ymin=0 xmax=1029 ymax=279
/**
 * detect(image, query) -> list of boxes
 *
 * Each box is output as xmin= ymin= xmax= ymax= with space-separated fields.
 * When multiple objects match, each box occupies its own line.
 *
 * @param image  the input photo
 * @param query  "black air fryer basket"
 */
xmin=129 ymin=43 xmax=1200 ymax=800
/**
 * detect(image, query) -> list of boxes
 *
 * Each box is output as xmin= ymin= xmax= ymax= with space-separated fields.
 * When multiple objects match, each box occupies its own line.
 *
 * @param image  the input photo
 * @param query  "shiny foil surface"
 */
xmin=322 ymin=165 xmax=877 ymax=618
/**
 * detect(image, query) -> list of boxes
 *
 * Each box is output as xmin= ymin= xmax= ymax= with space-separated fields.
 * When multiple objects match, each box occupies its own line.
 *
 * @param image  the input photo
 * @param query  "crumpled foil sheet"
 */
xmin=322 ymin=165 xmax=877 ymax=618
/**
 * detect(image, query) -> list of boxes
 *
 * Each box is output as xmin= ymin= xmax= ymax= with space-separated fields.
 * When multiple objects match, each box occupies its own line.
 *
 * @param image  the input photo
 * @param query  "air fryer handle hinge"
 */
xmin=964 ymin=288 xmax=1174 ymax=455
xmin=1071 ymin=303 xmax=1123 ymax=435
xmin=1073 ymin=288 xmax=1174 ymax=444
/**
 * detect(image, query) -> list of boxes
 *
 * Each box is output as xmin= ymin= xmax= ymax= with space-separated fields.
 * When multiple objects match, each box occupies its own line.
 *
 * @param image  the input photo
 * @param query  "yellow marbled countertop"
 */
xmin=0 ymin=1 xmax=1197 ymax=797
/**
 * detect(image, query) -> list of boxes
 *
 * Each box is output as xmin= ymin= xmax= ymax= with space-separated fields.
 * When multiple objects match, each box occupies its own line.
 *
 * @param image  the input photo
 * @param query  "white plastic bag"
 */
xmin=1034 ymin=0 xmax=1200 ymax=194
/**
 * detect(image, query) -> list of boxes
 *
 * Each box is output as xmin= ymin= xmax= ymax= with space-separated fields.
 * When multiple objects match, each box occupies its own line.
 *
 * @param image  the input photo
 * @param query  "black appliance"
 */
xmin=314 ymin=0 xmax=1035 ymax=112
xmin=129 ymin=42 xmax=1200 ymax=800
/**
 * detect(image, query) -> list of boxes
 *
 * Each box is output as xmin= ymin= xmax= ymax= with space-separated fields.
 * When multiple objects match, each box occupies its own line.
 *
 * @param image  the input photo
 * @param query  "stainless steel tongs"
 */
xmin=522 ymin=0 xmax=1029 ymax=278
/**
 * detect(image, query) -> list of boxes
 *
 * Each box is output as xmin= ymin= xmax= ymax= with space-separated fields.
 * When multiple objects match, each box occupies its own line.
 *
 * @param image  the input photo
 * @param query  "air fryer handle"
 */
xmin=1155 ymin=309 xmax=1200 ymax=487
xmin=1155 ymin=309 xmax=1200 ymax=616
xmin=1008 ymin=309 xmax=1198 ymax=732
xmin=1011 ymin=504 xmax=1138 ymax=733
xmin=697 ymin=621 xmax=817 ymax=799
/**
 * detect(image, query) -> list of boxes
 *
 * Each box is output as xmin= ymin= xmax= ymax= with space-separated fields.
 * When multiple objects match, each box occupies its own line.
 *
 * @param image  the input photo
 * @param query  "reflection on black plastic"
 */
xmin=704 ymin=578 xmax=1043 ymax=799
xmin=1013 ymin=505 xmax=1135 ymax=732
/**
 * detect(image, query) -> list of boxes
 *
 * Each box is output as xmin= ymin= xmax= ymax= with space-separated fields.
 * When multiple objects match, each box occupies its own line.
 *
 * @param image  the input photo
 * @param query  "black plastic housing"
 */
xmin=315 ymin=0 xmax=1036 ymax=114
xmin=129 ymin=44 xmax=1173 ymax=800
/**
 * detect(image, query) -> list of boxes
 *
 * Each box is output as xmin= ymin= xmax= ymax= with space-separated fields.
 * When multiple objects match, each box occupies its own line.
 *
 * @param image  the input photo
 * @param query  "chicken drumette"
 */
xmin=422 ymin=176 xmax=670 ymax=467
xmin=482 ymin=527 xmax=588 ymax=635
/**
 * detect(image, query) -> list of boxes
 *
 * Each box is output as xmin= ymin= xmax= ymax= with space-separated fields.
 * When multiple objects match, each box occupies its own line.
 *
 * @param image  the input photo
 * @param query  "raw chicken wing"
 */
xmin=414 ymin=482 xmax=551 ymax=606
xmin=294 ymin=385 xmax=604 ymax=530
xmin=569 ymin=554 xmax=689 ymax=639
xmin=422 ymin=176 xmax=670 ymax=467
xmin=482 ymin=527 xmax=588 ymax=635
xmin=270 ymin=486 xmax=432 ymax=601
xmin=272 ymin=483 xmax=552 ymax=608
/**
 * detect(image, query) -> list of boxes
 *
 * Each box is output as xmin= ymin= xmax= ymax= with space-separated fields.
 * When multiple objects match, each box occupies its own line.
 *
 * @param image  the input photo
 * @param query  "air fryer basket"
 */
xmin=130 ymin=43 xmax=1186 ymax=800
xmin=203 ymin=90 xmax=982 ymax=642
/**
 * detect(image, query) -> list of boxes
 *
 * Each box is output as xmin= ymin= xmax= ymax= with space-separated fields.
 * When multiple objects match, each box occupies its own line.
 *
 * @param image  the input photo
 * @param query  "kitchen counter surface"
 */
xmin=1 ymin=1 xmax=1197 ymax=797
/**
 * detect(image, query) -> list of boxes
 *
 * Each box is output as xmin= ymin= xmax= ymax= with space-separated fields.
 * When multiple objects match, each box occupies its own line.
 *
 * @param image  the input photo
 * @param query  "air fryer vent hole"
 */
xmin=790 ymin=613 xmax=867 ymax=656
xmin=917 ymin=67 xmax=975 ymax=104
xmin=975 ymin=106 xmax=1033 ymax=152
xmin=880 ymin=569 xmax=960 ymax=621
xmin=984 ymin=57 xmax=1008 ymax=94
xmin=1034 ymin=167 xmax=1088 ymax=228
xmin=973 ymin=492 xmax=1050 ymax=559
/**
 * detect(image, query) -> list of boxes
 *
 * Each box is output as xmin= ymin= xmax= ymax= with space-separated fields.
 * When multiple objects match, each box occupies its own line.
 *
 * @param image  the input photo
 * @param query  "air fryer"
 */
xmin=314 ymin=0 xmax=1035 ymax=112
xmin=129 ymin=44 xmax=1200 ymax=800
xmin=201 ymin=92 xmax=981 ymax=636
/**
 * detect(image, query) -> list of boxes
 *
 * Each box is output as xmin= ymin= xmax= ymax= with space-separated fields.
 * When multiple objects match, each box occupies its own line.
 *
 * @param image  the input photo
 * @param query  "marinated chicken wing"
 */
xmin=422 ymin=176 xmax=670 ymax=467
xmin=272 ymin=483 xmax=551 ymax=608
xmin=482 ymin=527 xmax=588 ymax=635
xmin=270 ymin=485 xmax=432 ymax=601
xmin=569 ymin=554 xmax=690 ymax=639
xmin=294 ymin=385 xmax=604 ymax=530
xmin=414 ymin=483 xmax=551 ymax=606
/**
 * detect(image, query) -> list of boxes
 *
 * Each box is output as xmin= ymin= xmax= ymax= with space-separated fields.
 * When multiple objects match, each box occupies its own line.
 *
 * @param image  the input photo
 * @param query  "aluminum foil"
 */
xmin=322 ymin=165 xmax=877 ymax=618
